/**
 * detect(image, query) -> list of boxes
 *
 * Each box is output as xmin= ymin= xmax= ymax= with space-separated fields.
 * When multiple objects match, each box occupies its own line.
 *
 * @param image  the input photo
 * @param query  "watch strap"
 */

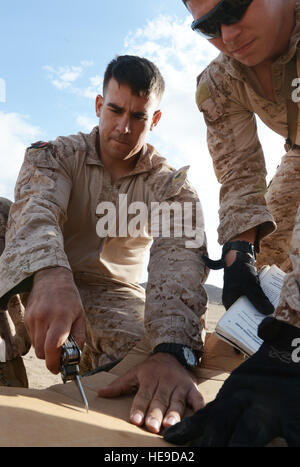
xmin=153 ymin=343 xmax=198 ymax=368
xmin=203 ymin=240 xmax=255 ymax=270
xmin=222 ymin=241 xmax=256 ymax=258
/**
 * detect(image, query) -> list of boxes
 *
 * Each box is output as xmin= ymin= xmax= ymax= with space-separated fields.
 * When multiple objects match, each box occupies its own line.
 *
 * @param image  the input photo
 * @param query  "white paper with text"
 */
xmin=215 ymin=265 xmax=286 ymax=356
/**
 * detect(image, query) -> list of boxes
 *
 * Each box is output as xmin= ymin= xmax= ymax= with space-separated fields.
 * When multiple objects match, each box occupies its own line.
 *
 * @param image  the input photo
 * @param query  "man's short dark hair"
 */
xmin=103 ymin=55 xmax=165 ymax=103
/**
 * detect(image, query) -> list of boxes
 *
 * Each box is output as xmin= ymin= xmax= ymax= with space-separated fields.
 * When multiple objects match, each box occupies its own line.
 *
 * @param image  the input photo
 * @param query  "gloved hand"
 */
xmin=222 ymin=251 xmax=274 ymax=315
xmin=164 ymin=317 xmax=300 ymax=447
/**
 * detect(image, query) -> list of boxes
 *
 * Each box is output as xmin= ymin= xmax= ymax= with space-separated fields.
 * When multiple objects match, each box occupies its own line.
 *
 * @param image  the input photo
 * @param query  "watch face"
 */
xmin=183 ymin=346 xmax=197 ymax=366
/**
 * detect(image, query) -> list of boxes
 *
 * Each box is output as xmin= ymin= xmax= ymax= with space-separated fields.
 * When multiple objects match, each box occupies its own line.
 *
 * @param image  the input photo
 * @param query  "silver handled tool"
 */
xmin=60 ymin=335 xmax=89 ymax=413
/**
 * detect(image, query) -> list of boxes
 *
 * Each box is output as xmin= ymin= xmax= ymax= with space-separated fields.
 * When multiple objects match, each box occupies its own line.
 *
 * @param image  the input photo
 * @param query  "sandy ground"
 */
xmin=22 ymin=302 xmax=225 ymax=390
xmin=23 ymin=347 xmax=62 ymax=389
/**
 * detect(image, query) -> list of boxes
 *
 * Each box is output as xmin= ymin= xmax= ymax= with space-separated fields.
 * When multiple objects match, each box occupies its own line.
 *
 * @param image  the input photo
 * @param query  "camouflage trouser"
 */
xmin=257 ymin=150 xmax=300 ymax=273
xmin=74 ymin=273 xmax=145 ymax=374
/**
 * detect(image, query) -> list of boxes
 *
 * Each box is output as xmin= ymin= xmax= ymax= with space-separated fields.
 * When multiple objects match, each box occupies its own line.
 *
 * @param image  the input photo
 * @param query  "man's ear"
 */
xmin=150 ymin=110 xmax=162 ymax=131
xmin=95 ymin=95 xmax=104 ymax=118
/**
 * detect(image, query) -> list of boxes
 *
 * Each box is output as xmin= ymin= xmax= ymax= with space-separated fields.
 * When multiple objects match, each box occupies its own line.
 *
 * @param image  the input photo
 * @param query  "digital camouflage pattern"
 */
xmin=75 ymin=275 xmax=146 ymax=372
xmin=0 ymin=198 xmax=30 ymax=363
xmin=256 ymin=150 xmax=300 ymax=273
xmin=275 ymin=206 xmax=300 ymax=328
xmin=0 ymin=127 xmax=208 ymax=374
xmin=0 ymin=198 xmax=30 ymax=386
xmin=0 ymin=198 xmax=11 ymax=245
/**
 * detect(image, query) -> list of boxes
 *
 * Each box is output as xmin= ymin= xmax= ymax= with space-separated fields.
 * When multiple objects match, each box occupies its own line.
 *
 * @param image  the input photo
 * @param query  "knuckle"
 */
xmin=152 ymin=399 xmax=169 ymax=411
xmin=136 ymin=388 xmax=154 ymax=404
xmin=32 ymin=309 xmax=48 ymax=322
xmin=26 ymin=306 xmax=48 ymax=324
xmin=152 ymin=393 xmax=170 ymax=409
xmin=172 ymin=397 xmax=186 ymax=410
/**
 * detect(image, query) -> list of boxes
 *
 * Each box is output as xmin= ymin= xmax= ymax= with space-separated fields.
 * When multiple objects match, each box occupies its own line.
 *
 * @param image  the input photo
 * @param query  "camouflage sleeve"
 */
xmin=196 ymin=63 xmax=275 ymax=247
xmin=0 ymin=142 xmax=73 ymax=299
xmin=274 ymin=205 xmax=300 ymax=326
xmin=144 ymin=166 xmax=209 ymax=356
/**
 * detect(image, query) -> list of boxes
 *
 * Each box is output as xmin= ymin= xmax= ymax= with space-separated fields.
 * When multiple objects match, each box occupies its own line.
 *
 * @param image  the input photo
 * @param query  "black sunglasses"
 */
xmin=191 ymin=0 xmax=253 ymax=39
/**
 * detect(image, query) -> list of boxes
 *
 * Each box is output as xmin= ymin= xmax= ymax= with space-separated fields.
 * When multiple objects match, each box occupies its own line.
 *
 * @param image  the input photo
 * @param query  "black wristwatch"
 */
xmin=222 ymin=240 xmax=256 ymax=259
xmin=153 ymin=343 xmax=199 ymax=369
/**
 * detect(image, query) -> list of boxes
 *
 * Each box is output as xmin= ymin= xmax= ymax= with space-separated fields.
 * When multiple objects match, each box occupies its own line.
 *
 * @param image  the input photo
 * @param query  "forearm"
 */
xmin=144 ymin=169 xmax=209 ymax=353
xmin=197 ymin=68 xmax=275 ymax=247
xmin=215 ymin=144 xmax=275 ymax=246
xmin=145 ymin=237 xmax=208 ymax=353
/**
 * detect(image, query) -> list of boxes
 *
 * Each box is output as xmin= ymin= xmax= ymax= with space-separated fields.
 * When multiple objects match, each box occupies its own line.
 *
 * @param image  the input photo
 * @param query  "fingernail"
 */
xmin=165 ymin=416 xmax=178 ymax=426
xmin=147 ymin=417 xmax=160 ymax=432
xmin=131 ymin=412 xmax=143 ymax=425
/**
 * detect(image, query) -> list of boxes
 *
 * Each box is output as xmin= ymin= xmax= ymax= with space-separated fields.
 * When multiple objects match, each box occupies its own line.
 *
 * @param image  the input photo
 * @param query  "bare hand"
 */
xmin=98 ymin=352 xmax=204 ymax=433
xmin=25 ymin=267 xmax=86 ymax=374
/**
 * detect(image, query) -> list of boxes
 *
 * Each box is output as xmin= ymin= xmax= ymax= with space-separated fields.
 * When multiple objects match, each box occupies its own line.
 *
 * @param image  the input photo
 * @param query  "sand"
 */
xmin=23 ymin=347 xmax=62 ymax=389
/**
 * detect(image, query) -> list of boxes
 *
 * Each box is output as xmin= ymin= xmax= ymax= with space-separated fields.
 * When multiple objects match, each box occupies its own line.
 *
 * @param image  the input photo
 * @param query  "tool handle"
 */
xmin=61 ymin=335 xmax=81 ymax=383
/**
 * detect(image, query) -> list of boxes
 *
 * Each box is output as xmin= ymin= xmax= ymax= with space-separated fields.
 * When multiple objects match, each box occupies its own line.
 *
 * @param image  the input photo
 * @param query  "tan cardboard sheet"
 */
xmin=0 ymin=330 xmax=243 ymax=447
xmin=0 ymin=372 xmax=169 ymax=447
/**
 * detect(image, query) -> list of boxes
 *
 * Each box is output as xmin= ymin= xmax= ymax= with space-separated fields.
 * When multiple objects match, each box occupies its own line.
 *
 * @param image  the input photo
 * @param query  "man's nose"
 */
xmin=117 ymin=116 xmax=131 ymax=134
xmin=220 ymin=22 xmax=242 ymax=44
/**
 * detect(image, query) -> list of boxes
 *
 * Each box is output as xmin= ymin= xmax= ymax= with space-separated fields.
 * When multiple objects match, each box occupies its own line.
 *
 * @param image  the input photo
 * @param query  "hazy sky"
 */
xmin=0 ymin=1 xmax=284 ymax=286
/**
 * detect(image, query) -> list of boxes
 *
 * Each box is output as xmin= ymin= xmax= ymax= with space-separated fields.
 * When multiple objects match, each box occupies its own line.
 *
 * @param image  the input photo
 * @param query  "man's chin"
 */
xmin=230 ymin=52 xmax=264 ymax=67
xmin=108 ymin=148 xmax=134 ymax=161
xmin=110 ymin=139 xmax=133 ymax=153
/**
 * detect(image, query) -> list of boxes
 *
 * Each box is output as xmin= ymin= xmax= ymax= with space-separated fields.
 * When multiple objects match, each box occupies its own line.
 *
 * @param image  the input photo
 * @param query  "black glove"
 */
xmin=203 ymin=240 xmax=274 ymax=315
xmin=222 ymin=251 xmax=274 ymax=314
xmin=164 ymin=317 xmax=300 ymax=447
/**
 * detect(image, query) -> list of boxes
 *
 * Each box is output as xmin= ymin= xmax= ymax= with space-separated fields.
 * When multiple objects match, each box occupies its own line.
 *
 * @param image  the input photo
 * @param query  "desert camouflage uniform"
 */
xmin=196 ymin=1 xmax=300 ymax=269
xmin=0 ymin=198 xmax=30 ymax=387
xmin=0 ymin=126 xmax=208 ymax=380
xmin=195 ymin=2 xmax=300 ymax=325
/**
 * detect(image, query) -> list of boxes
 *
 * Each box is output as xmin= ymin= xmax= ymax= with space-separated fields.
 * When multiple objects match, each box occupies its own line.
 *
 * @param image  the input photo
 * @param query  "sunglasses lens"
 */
xmin=192 ymin=23 xmax=221 ymax=40
xmin=191 ymin=0 xmax=253 ymax=39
